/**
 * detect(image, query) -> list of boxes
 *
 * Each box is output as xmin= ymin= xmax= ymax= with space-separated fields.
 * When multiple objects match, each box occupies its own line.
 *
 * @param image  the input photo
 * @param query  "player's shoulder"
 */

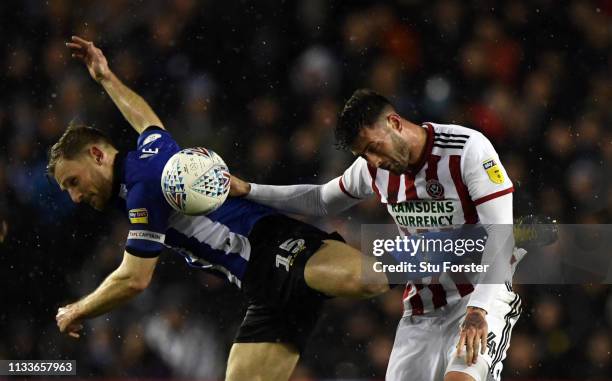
xmin=351 ymin=156 xmax=368 ymax=167
xmin=427 ymin=122 xmax=483 ymax=140
xmin=427 ymin=122 xmax=485 ymax=156
xmin=124 ymin=127 xmax=181 ymax=187
xmin=343 ymin=156 xmax=370 ymax=177
xmin=137 ymin=126 xmax=177 ymax=150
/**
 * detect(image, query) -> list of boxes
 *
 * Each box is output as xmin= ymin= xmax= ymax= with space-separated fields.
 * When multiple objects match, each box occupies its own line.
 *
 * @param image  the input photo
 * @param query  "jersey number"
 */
xmin=139 ymin=148 xmax=159 ymax=159
xmin=275 ymin=238 xmax=306 ymax=272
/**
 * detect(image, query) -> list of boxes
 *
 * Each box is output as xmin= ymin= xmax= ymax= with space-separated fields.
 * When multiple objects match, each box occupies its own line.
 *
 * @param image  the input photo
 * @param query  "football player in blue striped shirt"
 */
xmin=52 ymin=36 xmax=390 ymax=381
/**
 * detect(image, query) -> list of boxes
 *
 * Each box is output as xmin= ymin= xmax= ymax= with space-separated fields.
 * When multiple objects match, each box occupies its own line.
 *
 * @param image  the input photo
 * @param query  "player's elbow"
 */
xmin=142 ymin=118 xmax=165 ymax=132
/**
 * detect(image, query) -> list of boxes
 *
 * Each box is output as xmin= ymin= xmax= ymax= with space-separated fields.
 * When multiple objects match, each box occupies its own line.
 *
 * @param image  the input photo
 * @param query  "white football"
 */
xmin=161 ymin=147 xmax=230 ymax=215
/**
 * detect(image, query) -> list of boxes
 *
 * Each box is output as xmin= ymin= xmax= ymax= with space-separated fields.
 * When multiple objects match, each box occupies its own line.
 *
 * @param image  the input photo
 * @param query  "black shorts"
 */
xmin=235 ymin=214 xmax=344 ymax=352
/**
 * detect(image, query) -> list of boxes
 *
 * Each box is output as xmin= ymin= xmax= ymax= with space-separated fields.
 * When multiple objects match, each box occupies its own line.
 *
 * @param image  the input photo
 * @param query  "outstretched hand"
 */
xmin=66 ymin=35 xmax=111 ymax=83
xmin=229 ymin=175 xmax=251 ymax=197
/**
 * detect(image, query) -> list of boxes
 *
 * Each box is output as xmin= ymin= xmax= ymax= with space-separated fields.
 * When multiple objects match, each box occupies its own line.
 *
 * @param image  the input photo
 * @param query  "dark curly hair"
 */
xmin=335 ymin=89 xmax=395 ymax=150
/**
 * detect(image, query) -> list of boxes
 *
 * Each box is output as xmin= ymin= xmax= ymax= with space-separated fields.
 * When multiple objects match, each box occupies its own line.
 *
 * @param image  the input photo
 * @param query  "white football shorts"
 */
xmin=386 ymin=284 xmax=521 ymax=381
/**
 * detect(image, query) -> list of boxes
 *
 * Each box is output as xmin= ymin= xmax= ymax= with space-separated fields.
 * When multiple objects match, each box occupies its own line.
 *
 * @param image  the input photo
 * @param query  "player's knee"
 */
xmin=336 ymin=256 xmax=388 ymax=297
xmin=358 ymin=281 xmax=389 ymax=298
xmin=305 ymin=247 xmax=387 ymax=297
xmin=343 ymin=272 xmax=388 ymax=298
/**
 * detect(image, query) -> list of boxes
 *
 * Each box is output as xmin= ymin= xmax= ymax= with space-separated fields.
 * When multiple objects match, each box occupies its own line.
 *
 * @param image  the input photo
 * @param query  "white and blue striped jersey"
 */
xmin=113 ymin=127 xmax=275 ymax=287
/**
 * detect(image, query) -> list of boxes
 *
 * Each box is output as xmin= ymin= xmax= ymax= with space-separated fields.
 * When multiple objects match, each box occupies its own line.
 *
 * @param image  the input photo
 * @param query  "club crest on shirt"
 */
xmin=425 ymin=179 xmax=445 ymax=199
xmin=129 ymin=208 xmax=149 ymax=224
xmin=483 ymin=158 xmax=504 ymax=184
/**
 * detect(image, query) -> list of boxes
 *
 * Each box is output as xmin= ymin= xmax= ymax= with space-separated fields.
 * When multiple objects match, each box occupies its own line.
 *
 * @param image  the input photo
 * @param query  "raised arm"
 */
xmin=66 ymin=35 xmax=164 ymax=134
xmin=56 ymin=251 xmax=158 ymax=338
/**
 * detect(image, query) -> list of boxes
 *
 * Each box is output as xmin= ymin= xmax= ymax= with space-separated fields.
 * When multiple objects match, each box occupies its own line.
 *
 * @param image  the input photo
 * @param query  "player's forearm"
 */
xmin=247 ymin=178 xmax=359 ymax=216
xmin=73 ymin=270 xmax=144 ymax=320
xmin=248 ymin=183 xmax=325 ymax=215
xmin=100 ymin=72 xmax=164 ymax=134
xmin=467 ymin=194 xmax=515 ymax=311
xmin=467 ymin=224 xmax=514 ymax=312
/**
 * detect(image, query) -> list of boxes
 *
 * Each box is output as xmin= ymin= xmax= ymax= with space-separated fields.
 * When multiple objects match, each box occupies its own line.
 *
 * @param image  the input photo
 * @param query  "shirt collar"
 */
xmin=406 ymin=123 xmax=434 ymax=174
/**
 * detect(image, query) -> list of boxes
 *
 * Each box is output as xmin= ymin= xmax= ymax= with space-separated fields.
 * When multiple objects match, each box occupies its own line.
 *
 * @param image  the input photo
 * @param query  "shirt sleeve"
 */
xmin=461 ymin=133 xmax=514 ymax=312
xmin=461 ymin=132 xmax=514 ymax=206
xmin=125 ymin=181 xmax=172 ymax=258
xmin=136 ymin=126 xmax=180 ymax=154
xmin=247 ymin=177 xmax=361 ymax=216
xmin=339 ymin=157 xmax=375 ymax=200
xmin=245 ymin=157 xmax=374 ymax=216
xmin=467 ymin=194 xmax=515 ymax=312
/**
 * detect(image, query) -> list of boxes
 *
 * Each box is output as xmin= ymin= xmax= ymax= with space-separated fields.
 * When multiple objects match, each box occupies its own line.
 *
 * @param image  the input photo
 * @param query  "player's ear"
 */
xmin=90 ymin=145 xmax=104 ymax=165
xmin=387 ymin=113 xmax=402 ymax=132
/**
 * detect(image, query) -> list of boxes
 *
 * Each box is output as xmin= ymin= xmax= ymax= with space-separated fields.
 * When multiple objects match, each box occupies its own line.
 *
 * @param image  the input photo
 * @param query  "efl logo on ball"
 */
xmin=161 ymin=147 xmax=230 ymax=215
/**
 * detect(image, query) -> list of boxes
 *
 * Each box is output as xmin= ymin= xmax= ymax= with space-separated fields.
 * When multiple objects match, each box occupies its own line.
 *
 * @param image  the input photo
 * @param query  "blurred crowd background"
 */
xmin=1 ymin=0 xmax=611 ymax=380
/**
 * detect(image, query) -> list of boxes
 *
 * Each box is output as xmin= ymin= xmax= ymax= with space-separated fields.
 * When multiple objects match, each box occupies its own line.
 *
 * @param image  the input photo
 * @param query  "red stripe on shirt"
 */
xmin=428 ymin=277 xmax=448 ymax=308
xmin=449 ymin=155 xmax=478 ymax=224
xmin=367 ymin=164 xmax=382 ymax=201
xmin=387 ymin=174 xmax=401 ymax=204
xmin=408 ymin=284 xmax=425 ymax=315
xmin=407 ymin=123 xmax=435 ymax=174
xmin=473 ymin=187 xmax=514 ymax=206
xmin=449 ymin=272 xmax=475 ymax=297
xmin=426 ymin=155 xmax=441 ymax=182
xmin=404 ymin=172 xmax=418 ymax=200
xmin=338 ymin=177 xmax=361 ymax=199
xmin=402 ymin=284 xmax=412 ymax=301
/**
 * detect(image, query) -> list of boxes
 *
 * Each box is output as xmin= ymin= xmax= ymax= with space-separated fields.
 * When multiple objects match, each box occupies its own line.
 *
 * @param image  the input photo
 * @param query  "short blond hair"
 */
xmin=46 ymin=123 xmax=113 ymax=177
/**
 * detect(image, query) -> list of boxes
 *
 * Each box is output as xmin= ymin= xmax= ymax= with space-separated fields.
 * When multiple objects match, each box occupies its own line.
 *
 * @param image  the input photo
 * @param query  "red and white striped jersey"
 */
xmin=338 ymin=123 xmax=514 ymax=316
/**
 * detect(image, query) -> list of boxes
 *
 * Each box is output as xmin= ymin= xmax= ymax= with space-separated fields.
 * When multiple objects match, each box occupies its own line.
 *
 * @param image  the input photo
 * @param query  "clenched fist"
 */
xmin=56 ymin=303 xmax=84 ymax=339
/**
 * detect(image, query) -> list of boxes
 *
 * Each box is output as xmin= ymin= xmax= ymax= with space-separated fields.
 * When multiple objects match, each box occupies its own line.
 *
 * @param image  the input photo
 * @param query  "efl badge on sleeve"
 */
xmin=482 ymin=159 xmax=504 ymax=184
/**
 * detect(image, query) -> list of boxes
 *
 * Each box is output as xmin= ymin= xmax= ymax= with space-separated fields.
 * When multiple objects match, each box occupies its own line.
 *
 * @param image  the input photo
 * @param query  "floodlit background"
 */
xmin=0 ymin=0 xmax=611 ymax=379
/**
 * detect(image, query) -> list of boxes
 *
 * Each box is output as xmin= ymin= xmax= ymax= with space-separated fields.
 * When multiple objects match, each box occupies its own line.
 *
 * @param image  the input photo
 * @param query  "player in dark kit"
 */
xmin=52 ymin=36 xmax=390 ymax=381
